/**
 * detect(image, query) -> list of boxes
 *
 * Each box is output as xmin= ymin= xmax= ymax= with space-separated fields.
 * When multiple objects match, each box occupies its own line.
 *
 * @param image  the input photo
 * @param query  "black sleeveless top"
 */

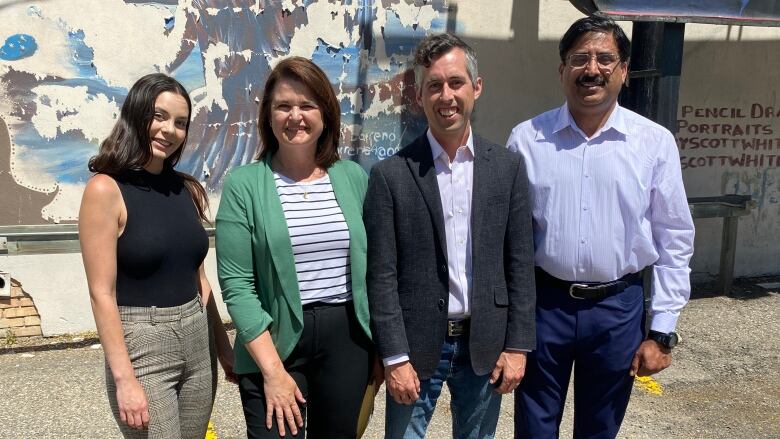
xmin=114 ymin=168 xmax=209 ymax=307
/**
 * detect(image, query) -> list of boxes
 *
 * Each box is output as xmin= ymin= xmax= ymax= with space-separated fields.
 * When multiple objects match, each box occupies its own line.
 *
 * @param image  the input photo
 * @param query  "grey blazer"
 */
xmin=364 ymin=133 xmax=536 ymax=379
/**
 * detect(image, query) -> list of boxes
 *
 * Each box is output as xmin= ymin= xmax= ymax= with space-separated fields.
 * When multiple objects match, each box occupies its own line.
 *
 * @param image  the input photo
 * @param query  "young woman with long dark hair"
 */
xmin=79 ymin=73 xmax=235 ymax=438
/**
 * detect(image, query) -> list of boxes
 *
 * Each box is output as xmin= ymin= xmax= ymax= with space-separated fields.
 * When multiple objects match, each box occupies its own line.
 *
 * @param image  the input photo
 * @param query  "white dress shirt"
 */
xmin=506 ymin=103 xmax=695 ymax=333
xmin=429 ymin=129 xmax=474 ymax=319
xmin=383 ymin=129 xmax=475 ymax=367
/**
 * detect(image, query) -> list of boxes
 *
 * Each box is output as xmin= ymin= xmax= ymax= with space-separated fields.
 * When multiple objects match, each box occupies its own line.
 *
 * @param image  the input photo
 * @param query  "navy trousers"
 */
xmin=514 ymin=269 xmax=645 ymax=439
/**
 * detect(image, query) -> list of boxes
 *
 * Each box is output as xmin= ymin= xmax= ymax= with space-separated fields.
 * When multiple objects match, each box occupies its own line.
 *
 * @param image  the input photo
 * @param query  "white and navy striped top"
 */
xmin=274 ymin=171 xmax=352 ymax=305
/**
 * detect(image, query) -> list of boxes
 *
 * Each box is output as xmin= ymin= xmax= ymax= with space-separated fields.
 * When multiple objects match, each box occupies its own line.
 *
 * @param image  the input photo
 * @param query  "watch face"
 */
xmin=667 ymin=332 xmax=679 ymax=348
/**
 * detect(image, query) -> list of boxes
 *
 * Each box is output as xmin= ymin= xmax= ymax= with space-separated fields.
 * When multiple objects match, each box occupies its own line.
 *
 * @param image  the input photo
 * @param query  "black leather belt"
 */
xmin=536 ymin=268 xmax=642 ymax=300
xmin=447 ymin=319 xmax=469 ymax=336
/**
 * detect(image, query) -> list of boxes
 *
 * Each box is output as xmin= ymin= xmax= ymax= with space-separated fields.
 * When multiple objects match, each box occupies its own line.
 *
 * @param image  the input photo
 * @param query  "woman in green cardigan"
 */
xmin=216 ymin=57 xmax=381 ymax=438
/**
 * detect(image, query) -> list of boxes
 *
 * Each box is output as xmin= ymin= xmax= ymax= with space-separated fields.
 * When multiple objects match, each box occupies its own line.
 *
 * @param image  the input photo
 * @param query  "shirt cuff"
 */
xmin=383 ymin=353 xmax=410 ymax=367
xmin=649 ymin=311 xmax=680 ymax=333
xmin=504 ymin=348 xmax=531 ymax=353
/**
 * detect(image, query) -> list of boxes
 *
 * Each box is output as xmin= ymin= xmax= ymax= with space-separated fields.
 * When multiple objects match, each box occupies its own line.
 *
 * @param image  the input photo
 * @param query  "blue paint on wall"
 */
xmin=67 ymin=30 xmax=98 ymax=77
xmin=0 ymin=34 xmax=38 ymax=61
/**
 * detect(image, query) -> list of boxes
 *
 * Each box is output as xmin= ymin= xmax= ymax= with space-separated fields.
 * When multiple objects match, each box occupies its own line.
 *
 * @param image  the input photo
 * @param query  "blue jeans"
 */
xmin=385 ymin=334 xmax=502 ymax=439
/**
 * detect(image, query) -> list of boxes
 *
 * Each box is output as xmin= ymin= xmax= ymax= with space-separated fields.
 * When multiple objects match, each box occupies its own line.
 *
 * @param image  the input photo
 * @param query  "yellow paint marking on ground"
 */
xmin=205 ymin=420 xmax=218 ymax=439
xmin=634 ymin=375 xmax=664 ymax=395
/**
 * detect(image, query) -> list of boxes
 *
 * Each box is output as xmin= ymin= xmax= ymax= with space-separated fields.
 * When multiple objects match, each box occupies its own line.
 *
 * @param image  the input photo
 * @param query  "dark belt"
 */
xmin=447 ymin=318 xmax=469 ymax=337
xmin=536 ymin=268 xmax=642 ymax=300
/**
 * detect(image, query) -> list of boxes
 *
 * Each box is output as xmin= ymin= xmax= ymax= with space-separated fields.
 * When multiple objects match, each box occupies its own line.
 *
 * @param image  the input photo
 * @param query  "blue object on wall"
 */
xmin=0 ymin=34 xmax=38 ymax=61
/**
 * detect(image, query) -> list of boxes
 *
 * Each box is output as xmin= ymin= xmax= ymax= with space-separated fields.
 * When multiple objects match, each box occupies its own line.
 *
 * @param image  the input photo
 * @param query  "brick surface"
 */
xmin=0 ymin=317 xmax=25 ymax=328
xmin=10 ymin=285 xmax=24 ymax=298
xmin=24 ymin=316 xmax=41 ymax=326
xmin=10 ymin=297 xmax=35 ymax=307
xmin=11 ymin=326 xmax=42 ymax=337
xmin=2 ymin=306 xmax=38 ymax=318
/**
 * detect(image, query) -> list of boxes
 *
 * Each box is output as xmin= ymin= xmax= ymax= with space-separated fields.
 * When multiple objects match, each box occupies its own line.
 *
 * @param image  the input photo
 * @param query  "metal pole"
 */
xmin=620 ymin=21 xmax=685 ymax=133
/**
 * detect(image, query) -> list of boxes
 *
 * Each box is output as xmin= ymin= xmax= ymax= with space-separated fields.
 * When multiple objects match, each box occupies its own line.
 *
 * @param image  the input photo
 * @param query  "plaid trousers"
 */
xmin=106 ymin=296 xmax=217 ymax=439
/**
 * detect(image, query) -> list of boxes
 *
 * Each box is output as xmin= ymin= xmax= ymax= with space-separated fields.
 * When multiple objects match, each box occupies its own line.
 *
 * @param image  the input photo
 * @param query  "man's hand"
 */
xmin=385 ymin=361 xmax=420 ymax=405
xmin=630 ymin=340 xmax=672 ymax=377
xmin=490 ymin=350 xmax=527 ymax=394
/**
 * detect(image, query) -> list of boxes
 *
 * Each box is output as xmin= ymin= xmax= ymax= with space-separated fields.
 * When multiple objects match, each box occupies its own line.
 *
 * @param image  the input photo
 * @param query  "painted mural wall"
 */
xmin=0 ymin=0 xmax=778 ymax=334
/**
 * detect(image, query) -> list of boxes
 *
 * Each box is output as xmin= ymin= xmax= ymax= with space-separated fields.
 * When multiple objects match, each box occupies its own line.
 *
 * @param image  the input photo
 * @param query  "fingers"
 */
xmin=282 ymin=404 xmax=298 ymax=436
xmin=291 ymin=399 xmax=305 ymax=428
xmin=294 ymin=387 xmax=306 ymax=404
xmin=275 ymin=406 xmax=287 ymax=436
xmin=629 ymin=351 xmax=641 ymax=377
xmin=489 ymin=363 xmax=502 ymax=385
xmin=265 ymin=399 xmax=274 ymax=430
xmin=141 ymin=408 xmax=150 ymax=429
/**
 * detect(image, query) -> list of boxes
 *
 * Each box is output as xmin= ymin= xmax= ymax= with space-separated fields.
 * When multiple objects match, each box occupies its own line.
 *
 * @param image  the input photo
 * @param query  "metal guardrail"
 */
xmin=0 ymin=224 xmax=215 ymax=256
xmin=0 ymin=196 xmax=756 ymax=295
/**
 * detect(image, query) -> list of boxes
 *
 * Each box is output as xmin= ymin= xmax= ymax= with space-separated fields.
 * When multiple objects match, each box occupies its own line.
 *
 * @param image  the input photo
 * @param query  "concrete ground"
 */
xmin=1 ymin=279 xmax=778 ymax=438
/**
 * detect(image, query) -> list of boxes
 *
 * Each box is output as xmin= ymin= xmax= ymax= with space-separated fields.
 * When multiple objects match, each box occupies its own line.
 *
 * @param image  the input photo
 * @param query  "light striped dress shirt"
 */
xmin=506 ymin=103 xmax=695 ymax=333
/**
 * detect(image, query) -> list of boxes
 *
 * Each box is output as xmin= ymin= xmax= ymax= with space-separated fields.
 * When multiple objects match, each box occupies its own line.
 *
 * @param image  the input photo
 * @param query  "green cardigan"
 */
xmin=216 ymin=157 xmax=371 ymax=374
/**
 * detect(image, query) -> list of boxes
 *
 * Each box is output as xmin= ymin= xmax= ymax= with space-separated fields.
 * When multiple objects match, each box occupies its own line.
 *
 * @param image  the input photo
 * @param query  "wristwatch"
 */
xmin=647 ymin=330 xmax=679 ymax=349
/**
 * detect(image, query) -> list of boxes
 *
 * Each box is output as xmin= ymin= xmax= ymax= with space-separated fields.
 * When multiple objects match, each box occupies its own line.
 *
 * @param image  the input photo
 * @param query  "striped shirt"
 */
xmin=275 ymin=171 xmax=352 ymax=304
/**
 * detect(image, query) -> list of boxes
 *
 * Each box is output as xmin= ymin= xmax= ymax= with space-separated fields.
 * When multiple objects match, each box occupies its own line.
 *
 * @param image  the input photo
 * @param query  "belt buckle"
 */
xmin=447 ymin=320 xmax=464 ymax=337
xmin=569 ymin=284 xmax=589 ymax=300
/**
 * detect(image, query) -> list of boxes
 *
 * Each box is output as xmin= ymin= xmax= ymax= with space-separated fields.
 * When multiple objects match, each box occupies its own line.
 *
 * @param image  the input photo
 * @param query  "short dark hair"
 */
xmin=413 ymin=33 xmax=478 ymax=88
xmin=256 ymin=57 xmax=340 ymax=168
xmin=89 ymin=73 xmax=210 ymax=221
xmin=559 ymin=16 xmax=631 ymax=63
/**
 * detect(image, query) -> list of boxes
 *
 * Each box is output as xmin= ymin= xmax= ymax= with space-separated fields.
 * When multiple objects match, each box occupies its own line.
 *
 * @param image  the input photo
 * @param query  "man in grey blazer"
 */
xmin=364 ymin=33 xmax=536 ymax=438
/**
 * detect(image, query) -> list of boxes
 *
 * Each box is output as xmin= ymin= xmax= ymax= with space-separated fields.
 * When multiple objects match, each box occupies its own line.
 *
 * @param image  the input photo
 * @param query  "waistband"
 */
xmin=302 ymin=299 xmax=352 ymax=311
xmin=117 ymin=296 xmax=202 ymax=323
xmin=535 ymin=267 xmax=642 ymax=300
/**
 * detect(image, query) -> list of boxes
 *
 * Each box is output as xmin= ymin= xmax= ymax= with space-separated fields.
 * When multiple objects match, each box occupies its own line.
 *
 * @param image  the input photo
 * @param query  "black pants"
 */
xmin=239 ymin=301 xmax=373 ymax=439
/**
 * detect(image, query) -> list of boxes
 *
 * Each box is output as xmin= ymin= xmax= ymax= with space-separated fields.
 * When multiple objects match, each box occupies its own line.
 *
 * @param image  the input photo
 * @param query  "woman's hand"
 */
xmin=371 ymin=355 xmax=385 ymax=391
xmin=217 ymin=342 xmax=238 ymax=384
xmin=115 ymin=377 xmax=150 ymax=430
xmin=262 ymin=367 xmax=306 ymax=436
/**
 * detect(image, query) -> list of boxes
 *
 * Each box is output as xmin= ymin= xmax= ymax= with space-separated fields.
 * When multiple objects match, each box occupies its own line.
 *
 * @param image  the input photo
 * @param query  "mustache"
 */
xmin=576 ymin=74 xmax=607 ymax=86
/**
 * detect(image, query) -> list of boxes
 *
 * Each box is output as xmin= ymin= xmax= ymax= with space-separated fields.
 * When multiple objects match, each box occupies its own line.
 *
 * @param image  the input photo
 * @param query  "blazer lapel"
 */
xmin=258 ymin=157 xmax=303 ymax=325
xmin=405 ymin=135 xmax=448 ymax=258
xmin=471 ymin=135 xmax=493 ymax=251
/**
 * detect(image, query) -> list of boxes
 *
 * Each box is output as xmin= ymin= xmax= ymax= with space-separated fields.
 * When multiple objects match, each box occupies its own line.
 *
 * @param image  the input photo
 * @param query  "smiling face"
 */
xmin=269 ymin=78 xmax=324 ymax=155
xmin=560 ymin=31 xmax=627 ymax=123
xmin=147 ymin=91 xmax=189 ymax=171
xmin=416 ymin=47 xmax=482 ymax=149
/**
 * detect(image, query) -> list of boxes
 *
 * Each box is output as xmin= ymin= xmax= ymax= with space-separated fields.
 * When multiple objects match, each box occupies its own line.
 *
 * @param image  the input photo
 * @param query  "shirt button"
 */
xmin=440 ymin=264 xmax=448 ymax=273
xmin=448 ymin=211 xmax=454 ymax=217
xmin=458 ymin=208 xmax=463 ymax=214
xmin=580 ymin=238 xmax=586 ymax=244
xmin=585 ymin=174 xmax=590 ymax=178
xmin=583 ymin=206 xmax=588 ymax=211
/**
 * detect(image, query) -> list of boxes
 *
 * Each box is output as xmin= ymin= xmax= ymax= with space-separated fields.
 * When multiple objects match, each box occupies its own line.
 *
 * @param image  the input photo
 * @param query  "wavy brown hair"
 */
xmin=88 ymin=73 xmax=209 ymax=221
xmin=256 ymin=57 xmax=341 ymax=168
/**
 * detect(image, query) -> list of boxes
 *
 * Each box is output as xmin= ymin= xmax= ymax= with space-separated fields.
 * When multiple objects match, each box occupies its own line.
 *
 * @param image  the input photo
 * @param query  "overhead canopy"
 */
xmin=570 ymin=0 xmax=780 ymax=26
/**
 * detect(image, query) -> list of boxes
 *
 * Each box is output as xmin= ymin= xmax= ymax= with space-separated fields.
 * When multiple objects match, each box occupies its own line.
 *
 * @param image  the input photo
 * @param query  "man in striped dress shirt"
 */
xmin=507 ymin=16 xmax=695 ymax=438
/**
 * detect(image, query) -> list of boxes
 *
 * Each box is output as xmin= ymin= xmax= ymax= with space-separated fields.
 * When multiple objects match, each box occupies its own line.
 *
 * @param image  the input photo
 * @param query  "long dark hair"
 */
xmin=256 ymin=57 xmax=341 ymax=168
xmin=88 ymin=73 xmax=209 ymax=221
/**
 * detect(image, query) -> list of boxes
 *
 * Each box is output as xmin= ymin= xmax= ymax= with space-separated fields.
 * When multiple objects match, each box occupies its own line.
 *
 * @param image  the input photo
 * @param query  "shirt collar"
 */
xmin=427 ymin=128 xmax=475 ymax=164
xmin=553 ymin=102 xmax=629 ymax=138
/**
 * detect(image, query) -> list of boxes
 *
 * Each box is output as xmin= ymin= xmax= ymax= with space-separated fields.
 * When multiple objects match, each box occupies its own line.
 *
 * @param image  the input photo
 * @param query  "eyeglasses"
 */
xmin=566 ymin=53 xmax=621 ymax=69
